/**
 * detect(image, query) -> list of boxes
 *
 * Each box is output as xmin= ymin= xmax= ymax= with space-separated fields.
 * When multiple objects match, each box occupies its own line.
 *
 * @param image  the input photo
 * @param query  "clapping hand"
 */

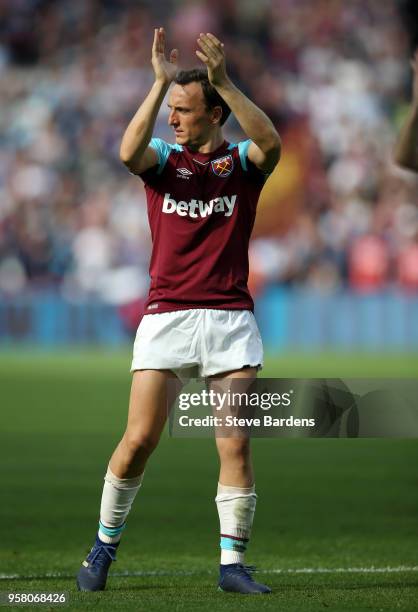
xmin=196 ymin=33 xmax=229 ymax=88
xmin=152 ymin=27 xmax=178 ymax=85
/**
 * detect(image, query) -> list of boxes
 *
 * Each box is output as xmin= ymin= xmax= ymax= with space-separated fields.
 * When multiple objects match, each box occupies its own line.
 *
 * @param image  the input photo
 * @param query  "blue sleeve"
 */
xmin=237 ymin=139 xmax=271 ymax=181
xmin=149 ymin=138 xmax=182 ymax=175
xmin=237 ymin=139 xmax=252 ymax=171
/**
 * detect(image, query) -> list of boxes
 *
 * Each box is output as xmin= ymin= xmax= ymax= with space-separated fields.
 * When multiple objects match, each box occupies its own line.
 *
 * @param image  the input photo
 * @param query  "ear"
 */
xmin=210 ymin=105 xmax=223 ymax=125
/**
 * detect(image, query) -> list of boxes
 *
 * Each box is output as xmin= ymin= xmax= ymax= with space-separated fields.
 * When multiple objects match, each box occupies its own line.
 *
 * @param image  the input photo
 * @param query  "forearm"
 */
xmin=394 ymin=102 xmax=418 ymax=171
xmin=216 ymin=79 xmax=280 ymax=151
xmin=120 ymin=80 xmax=170 ymax=163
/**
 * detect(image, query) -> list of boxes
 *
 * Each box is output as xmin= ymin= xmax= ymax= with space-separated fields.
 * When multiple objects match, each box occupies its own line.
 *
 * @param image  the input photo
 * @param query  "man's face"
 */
xmin=168 ymin=82 xmax=219 ymax=147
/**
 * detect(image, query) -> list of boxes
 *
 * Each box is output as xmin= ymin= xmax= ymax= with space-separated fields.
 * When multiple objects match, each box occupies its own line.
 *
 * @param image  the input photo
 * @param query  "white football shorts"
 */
xmin=131 ymin=308 xmax=263 ymax=379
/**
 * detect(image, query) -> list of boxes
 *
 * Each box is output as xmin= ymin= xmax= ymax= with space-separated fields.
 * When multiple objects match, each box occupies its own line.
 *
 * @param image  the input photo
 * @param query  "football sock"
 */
xmin=98 ymin=465 xmax=143 ymax=544
xmin=215 ymin=482 xmax=257 ymax=565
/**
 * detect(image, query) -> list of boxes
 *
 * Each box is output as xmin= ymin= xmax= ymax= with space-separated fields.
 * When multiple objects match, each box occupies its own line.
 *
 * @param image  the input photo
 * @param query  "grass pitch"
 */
xmin=0 ymin=350 xmax=418 ymax=611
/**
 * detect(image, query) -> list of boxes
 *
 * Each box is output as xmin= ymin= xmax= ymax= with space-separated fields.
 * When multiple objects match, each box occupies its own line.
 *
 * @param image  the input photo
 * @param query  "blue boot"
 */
xmin=218 ymin=564 xmax=271 ymax=594
xmin=76 ymin=536 xmax=118 ymax=591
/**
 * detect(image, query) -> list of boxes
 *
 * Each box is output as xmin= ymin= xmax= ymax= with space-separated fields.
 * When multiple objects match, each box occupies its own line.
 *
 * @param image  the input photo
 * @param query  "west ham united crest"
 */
xmin=211 ymin=154 xmax=234 ymax=177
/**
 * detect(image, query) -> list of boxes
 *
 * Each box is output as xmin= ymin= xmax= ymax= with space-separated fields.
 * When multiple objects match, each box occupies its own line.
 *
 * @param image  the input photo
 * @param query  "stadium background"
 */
xmin=1 ymin=1 xmax=418 ymax=610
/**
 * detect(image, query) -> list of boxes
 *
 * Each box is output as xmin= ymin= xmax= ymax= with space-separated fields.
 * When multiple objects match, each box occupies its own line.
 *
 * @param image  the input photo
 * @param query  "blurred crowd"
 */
xmin=1 ymin=0 xmax=418 ymax=310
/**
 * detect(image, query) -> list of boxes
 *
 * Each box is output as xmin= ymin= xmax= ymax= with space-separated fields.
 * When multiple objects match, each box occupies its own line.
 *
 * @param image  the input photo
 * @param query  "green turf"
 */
xmin=0 ymin=351 xmax=418 ymax=610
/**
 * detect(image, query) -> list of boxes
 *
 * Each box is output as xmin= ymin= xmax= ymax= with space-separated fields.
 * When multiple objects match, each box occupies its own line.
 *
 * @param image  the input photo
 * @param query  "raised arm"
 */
xmin=196 ymin=33 xmax=281 ymax=174
xmin=394 ymin=50 xmax=418 ymax=172
xmin=119 ymin=28 xmax=178 ymax=175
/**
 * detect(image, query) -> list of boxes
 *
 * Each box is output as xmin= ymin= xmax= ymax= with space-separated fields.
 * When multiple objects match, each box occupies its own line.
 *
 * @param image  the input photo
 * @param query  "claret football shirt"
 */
xmin=136 ymin=138 xmax=266 ymax=314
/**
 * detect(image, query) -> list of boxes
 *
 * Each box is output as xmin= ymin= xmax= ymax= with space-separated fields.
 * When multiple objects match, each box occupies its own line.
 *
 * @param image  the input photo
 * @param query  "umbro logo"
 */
xmin=176 ymin=167 xmax=193 ymax=179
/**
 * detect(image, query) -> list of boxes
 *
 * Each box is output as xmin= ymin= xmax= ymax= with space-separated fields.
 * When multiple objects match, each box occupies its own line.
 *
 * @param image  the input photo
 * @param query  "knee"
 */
xmin=217 ymin=438 xmax=251 ymax=463
xmin=123 ymin=431 xmax=160 ymax=459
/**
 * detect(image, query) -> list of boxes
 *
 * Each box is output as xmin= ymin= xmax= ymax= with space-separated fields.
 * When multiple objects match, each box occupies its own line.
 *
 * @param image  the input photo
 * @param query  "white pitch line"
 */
xmin=266 ymin=566 xmax=418 ymax=574
xmin=1 ymin=566 xmax=418 ymax=581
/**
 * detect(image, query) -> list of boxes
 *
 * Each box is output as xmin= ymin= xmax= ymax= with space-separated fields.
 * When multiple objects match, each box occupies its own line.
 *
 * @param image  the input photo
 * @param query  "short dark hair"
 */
xmin=174 ymin=68 xmax=231 ymax=126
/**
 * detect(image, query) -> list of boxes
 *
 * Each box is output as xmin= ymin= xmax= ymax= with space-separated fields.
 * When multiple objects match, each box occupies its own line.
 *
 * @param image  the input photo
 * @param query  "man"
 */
xmin=394 ymin=49 xmax=418 ymax=171
xmin=76 ymin=27 xmax=281 ymax=595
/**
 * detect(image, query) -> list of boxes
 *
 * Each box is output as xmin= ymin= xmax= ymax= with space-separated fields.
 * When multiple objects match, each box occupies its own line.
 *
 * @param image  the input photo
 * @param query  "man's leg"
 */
xmin=110 ymin=369 xmax=175 ymax=478
xmin=211 ymin=367 xmax=271 ymax=594
xmin=77 ymin=369 xmax=177 ymax=591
